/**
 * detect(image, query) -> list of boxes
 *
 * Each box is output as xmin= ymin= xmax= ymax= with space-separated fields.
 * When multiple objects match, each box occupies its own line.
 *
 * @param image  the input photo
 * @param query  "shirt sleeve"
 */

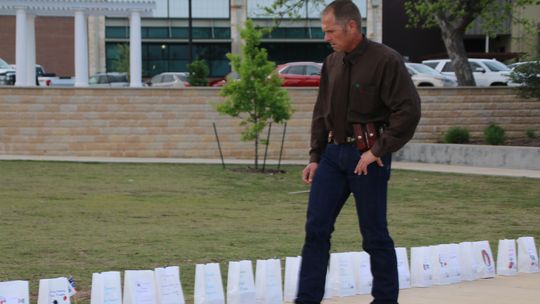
xmin=309 ymin=60 xmax=329 ymax=163
xmin=371 ymin=54 xmax=421 ymax=157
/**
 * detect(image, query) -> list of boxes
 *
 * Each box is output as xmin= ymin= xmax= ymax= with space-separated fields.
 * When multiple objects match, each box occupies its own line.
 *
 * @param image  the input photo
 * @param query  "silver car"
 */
xmin=149 ymin=72 xmax=190 ymax=88
xmin=89 ymin=72 xmax=129 ymax=87
xmin=405 ymin=62 xmax=457 ymax=87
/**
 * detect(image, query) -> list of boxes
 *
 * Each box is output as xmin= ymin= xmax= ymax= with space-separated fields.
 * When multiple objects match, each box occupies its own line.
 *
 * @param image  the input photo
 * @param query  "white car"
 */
xmin=149 ymin=72 xmax=190 ymax=88
xmin=0 ymin=57 xmax=15 ymax=85
xmin=405 ymin=62 xmax=457 ymax=87
xmin=422 ymin=58 xmax=516 ymax=87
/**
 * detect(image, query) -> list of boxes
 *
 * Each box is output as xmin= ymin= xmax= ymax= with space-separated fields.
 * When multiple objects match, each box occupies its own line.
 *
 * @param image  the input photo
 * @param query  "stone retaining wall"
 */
xmin=0 ymin=87 xmax=538 ymax=161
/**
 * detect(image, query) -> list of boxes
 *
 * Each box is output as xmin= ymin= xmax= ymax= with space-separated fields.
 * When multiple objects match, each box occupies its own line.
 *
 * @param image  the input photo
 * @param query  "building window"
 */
xmin=144 ymin=27 xmax=169 ymax=39
xmin=106 ymin=27 xmax=129 ymax=38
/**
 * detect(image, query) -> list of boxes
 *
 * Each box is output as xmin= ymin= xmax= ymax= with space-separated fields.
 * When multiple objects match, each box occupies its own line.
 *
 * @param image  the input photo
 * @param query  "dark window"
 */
xmin=310 ymin=27 xmax=324 ymax=39
xmin=106 ymin=27 xmax=129 ymax=38
xmin=171 ymin=27 xmax=189 ymax=39
xmin=162 ymin=75 xmax=175 ymax=82
xmin=214 ymin=28 xmax=231 ymax=39
xmin=306 ymin=65 xmax=320 ymax=75
xmin=193 ymin=27 xmax=212 ymax=39
xmin=287 ymin=28 xmax=307 ymax=38
xmin=287 ymin=65 xmax=305 ymax=75
xmin=144 ymin=27 xmax=169 ymax=39
xmin=442 ymin=62 xmax=454 ymax=72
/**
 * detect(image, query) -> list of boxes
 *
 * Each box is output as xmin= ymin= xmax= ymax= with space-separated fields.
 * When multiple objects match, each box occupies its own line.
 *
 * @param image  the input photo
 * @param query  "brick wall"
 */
xmin=0 ymin=87 xmax=538 ymax=161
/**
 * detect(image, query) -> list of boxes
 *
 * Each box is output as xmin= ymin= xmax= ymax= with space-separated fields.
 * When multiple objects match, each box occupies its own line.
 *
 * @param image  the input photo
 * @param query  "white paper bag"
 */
xmin=351 ymin=251 xmax=372 ymax=295
xmin=0 ymin=281 xmax=30 ymax=304
xmin=395 ymin=248 xmax=411 ymax=289
xmin=459 ymin=242 xmax=481 ymax=281
xmin=194 ymin=263 xmax=225 ymax=304
xmin=472 ymin=241 xmax=495 ymax=278
xmin=445 ymin=244 xmax=462 ymax=284
xmin=283 ymin=257 xmax=301 ymax=302
xmin=38 ymin=277 xmax=72 ymax=304
xmin=123 ymin=270 xmax=157 ymax=304
xmin=91 ymin=271 xmax=122 ymax=304
xmin=431 ymin=245 xmax=452 ymax=285
xmin=323 ymin=267 xmax=331 ymax=299
xmin=517 ymin=236 xmax=539 ymax=273
xmin=410 ymin=246 xmax=432 ymax=288
xmin=154 ymin=266 xmax=185 ymax=304
xmin=327 ymin=252 xmax=356 ymax=298
xmin=497 ymin=239 xmax=517 ymax=276
xmin=255 ymin=259 xmax=283 ymax=304
xmin=227 ymin=260 xmax=255 ymax=304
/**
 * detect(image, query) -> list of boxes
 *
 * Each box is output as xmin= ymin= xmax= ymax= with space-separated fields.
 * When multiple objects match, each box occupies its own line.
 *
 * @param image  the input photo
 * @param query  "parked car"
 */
xmin=148 ymin=72 xmax=190 ymax=88
xmin=89 ymin=72 xmax=129 ymax=87
xmin=508 ymin=61 xmax=540 ymax=70
xmin=11 ymin=64 xmax=75 ymax=87
xmin=210 ymin=71 xmax=239 ymax=87
xmin=422 ymin=58 xmax=516 ymax=86
xmin=276 ymin=62 xmax=322 ymax=87
xmin=405 ymin=62 xmax=457 ymax=87
xmin=0 ymin=58 xmax=15 ymax=85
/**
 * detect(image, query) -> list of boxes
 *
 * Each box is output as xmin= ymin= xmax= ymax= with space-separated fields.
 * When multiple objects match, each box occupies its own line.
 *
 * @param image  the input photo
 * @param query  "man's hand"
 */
xmin=302 ymin=162 xmax=319 ymax=184
xmin=354 ymin=150 xmax=383 ymax=175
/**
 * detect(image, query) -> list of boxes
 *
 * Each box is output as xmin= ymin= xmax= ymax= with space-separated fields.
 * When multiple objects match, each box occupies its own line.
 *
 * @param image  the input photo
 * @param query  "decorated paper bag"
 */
xmin=283 ymin=257 xmax=301 ymax=302
xmin=91 ymin=271 xmax=122 ymax=304
xmin=472 ymin=241 xmax=495 ymax=278
xmin=154 ymin=266 xmax=185 ymax=304
xmin=497 ymin=239 xmax=517 ymax=276
xmin=410 ymin=246 xmax=433 ymax=287
xmin=517 ymin=236 xmax=539 ymax=273
xmin=255 ymin=259 xmax=282 ymax=304
xmin=445 ymin=244 xmax=462 ymax=284
xmin=395 ymin=248 xmax=411 ymax=289
xmin=38 ymin=277 xmax=72 ymax=304
xmin=351 ymin=251 xmax=372 ymax=295
xmin=0 ymin=281 xmax=30 ymax=304
xmin=227 ymin=260 xmax=255 ymax=304
xmin=327 ymin=252 xmax=356 ymax=297
xmin=194 ymin=263 xmax=225 ymax=304
xmin=123 ymin=270 xmax=157 ymax=304
xmin=431 ymin=245 xmax=452 ymax=285
xmin=459 ymin=242 xmax=481 ymax=281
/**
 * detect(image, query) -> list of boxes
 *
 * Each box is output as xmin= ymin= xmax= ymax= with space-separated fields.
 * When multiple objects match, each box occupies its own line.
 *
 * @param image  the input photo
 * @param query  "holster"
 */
xmin=352 ymin=122 xmax=380 ymax=152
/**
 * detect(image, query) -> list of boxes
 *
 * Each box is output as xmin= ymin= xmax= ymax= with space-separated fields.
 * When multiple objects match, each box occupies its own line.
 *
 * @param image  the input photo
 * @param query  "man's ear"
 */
xmin=347 ymin=20 xmax=358 ymax=33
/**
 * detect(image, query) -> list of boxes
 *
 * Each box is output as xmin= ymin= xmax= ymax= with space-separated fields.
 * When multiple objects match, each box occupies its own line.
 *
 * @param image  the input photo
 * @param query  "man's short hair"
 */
xmin=322 ymin=0 xmax=362 ymax=32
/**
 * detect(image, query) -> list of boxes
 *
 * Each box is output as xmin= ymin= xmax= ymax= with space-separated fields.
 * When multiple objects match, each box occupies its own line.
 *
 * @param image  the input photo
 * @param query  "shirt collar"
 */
xmin=342 ymin=34 xmax=369 ymax=65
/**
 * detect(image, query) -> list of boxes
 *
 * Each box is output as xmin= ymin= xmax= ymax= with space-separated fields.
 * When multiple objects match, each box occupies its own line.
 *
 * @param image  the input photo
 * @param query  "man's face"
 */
xmin=321 ymin=12 xmax=355 ymax=52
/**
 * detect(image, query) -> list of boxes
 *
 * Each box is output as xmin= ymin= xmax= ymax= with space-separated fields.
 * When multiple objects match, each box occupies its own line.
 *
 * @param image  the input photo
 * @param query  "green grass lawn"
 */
xmin=0 ymin=161 xmax=539 ymax=303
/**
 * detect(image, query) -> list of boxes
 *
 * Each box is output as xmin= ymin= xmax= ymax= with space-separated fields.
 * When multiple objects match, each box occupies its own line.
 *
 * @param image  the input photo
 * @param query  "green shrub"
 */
xmin=526 ymin=129 xmax=537 ymax=139
xmin=187 ymin=59 xmax=209 ymax=86
xmin=443 ymin=127 xmax=470 ymax=144
xmin=484 ymin=123 xmax=506 ymax=145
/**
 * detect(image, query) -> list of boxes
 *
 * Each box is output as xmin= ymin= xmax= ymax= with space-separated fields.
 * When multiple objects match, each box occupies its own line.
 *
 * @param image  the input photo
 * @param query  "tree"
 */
xmin=404 ymin=0 xmax=539 ymax=86
xmin=112 ymin=43 xmax=130 ymax=74
xmin=187 ymin=59 xmax=209 ymax=86
xmin=216 ymin=19 xmax=293 ymax=170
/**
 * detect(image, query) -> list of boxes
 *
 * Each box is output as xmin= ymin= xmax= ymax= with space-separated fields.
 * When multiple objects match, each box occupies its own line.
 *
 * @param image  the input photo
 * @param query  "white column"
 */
xmin=74 ymin=10 xmax=89 ymax=87
xmin=26 ymin=14 xmax=36 ymax=86
xmin=230 ymin=0 xmax=247 ymax=55
xmin=366 ymin=0 xmax=383 ymax=43
xmin=15 ymin=7 xmax=27 ymax=86
xmin=129 ymin=10 xmax=142 ymax=87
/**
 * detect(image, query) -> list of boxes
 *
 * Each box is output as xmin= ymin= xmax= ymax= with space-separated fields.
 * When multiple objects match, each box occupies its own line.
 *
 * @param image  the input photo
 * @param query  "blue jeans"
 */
xmin=295 ymin=143 xmax=398 ymax=304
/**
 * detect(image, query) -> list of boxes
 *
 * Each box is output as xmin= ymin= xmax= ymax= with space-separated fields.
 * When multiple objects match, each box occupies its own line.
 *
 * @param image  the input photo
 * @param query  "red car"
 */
xmin=276 ymin=62 xmax=322 ymax=87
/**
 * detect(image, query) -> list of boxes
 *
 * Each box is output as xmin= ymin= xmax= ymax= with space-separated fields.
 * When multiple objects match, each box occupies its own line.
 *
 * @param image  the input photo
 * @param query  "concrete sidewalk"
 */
xmin=324 ymin=272 xmax=540 ymax=304
xmin=1 ymin=155 xmax=539 ymax=178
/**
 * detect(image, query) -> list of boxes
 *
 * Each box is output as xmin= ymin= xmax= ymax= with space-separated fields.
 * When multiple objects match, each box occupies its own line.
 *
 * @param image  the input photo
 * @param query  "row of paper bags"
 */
xmin=1 ymin=237 xmax=538 ymax=304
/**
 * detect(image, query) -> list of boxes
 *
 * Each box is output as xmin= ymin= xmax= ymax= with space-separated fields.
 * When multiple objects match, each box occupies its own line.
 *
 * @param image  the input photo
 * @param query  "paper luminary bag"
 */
xmin=395 ymin=248 xmax=411 ymax=289
xmin=497 ymin=240 xmax=518 ymax=276
xmin=227 ymin=260 xmax=255 ymax=304
xmin=0 ymin=281 xmax=30 ymax=304
xmin=517 ymin=236 xmax=539 ymax=273
xmin=38 ymin=277 xmax=72 ymax=304
xmin=459 ymin=242 xmax=481 ymax=281
xmin=90 ymin=271 xmax=122 ymax=304
xmin=445 ymin=244 xmax=462 ymax=284
xmin=472 ymin=241 xmax=495 ymax=279
xmin=430 ymin=245 xmax=452 ymax=285
xmin=283 ymin=257 xmax=301 ymax=303
xmin=350 ymin=251 xmax=372 ymax=295
xmin=154 ymin=266 xmax=185 ymax=304
xmin=123 ymin=270 xmax=157 ymax=304
xmin=327 ymin=252 xmax=356 ymax=298
xmin=410 ymin=246 xmax=433 ymax=288
xmin=194 ymin=263 xmax=225 ymax=304
xmin=255 ymin=259 xmax=283 ymax=304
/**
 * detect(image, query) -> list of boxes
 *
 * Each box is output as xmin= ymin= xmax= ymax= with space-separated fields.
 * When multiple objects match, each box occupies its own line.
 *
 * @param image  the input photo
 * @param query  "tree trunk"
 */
xmin=437 ymin=18 xmax=476 ymax=86
xmin=254 ymin=131 xmax=259 ymax=170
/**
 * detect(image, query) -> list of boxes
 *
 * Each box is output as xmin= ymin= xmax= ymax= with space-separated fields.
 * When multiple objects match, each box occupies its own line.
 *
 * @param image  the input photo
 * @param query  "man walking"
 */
xmin=296 ymin=1 xmax=421 ymax=304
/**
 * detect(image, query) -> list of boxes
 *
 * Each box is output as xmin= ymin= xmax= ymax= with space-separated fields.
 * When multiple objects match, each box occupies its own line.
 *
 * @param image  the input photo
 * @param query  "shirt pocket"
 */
xmin=349 ymin=83 xmax=379 ymax=115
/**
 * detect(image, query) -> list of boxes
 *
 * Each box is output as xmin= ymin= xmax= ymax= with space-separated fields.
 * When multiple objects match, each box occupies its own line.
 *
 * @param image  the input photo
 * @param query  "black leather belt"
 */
xmin=327 ymin=131 xmax=356 ymax=144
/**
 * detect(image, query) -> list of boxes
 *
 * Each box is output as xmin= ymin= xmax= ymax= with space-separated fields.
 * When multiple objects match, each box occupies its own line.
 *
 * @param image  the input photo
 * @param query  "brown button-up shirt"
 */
xmin=309 ymin=37 xmax=421 ymax=163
